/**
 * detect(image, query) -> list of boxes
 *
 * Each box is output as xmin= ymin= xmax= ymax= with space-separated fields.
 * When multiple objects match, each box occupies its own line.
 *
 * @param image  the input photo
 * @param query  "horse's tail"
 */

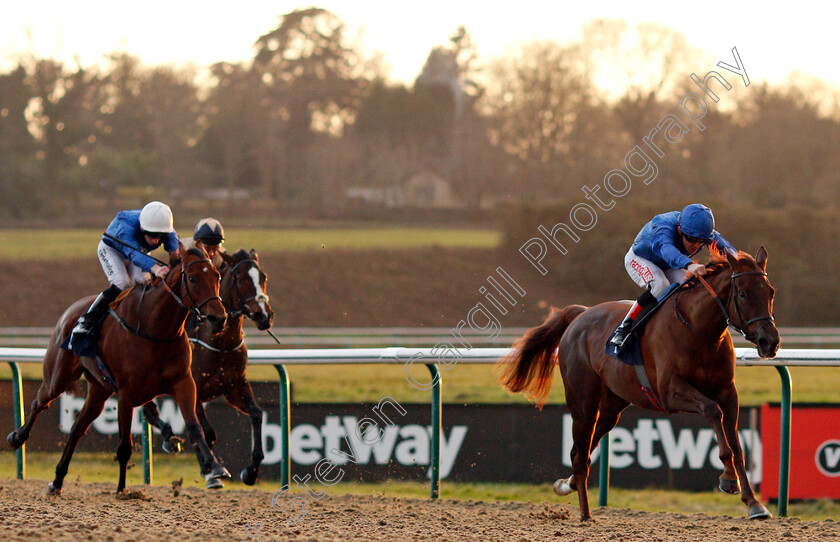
xmin=497 ymin=304 xmax=587 ymax=409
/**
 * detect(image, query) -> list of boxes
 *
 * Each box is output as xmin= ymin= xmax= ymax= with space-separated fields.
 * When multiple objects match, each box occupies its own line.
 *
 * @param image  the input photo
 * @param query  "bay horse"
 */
xmin=499 ymin=247 xmax=780 ymax=521
xmin=141 ymin=248 xmax=274 ymax=488
xmin=7 ymin=243 xmax=231 ymax=494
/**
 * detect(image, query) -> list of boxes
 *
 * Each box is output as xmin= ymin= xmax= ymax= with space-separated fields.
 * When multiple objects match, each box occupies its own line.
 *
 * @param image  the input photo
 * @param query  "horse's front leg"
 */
xmin=171 ymin=376 xmax=230 ymax=483
xmin=662 ymin=375 xmax=738 ymax=493
xmin=716 ymin=384 xmax=771 ymax=519
xmin=225 ymin=379 xmax=265 ymax=486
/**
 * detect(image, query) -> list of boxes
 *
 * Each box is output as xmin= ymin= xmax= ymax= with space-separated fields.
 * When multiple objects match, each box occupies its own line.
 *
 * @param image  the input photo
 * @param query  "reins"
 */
xmin=110 ymin=256 xmax=221 ymax=343
xmin=162 ymin=258 xmax=223 ymax=323
xmin=678 ymin=267 xmax=775 ymax=342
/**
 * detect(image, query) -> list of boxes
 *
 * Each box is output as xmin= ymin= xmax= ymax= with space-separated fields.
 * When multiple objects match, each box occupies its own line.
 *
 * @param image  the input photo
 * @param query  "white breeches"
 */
xmin=624 ymin=247 xmax=690 ymax=298
xmin=97 ymin=240 xmax=151 ymax=290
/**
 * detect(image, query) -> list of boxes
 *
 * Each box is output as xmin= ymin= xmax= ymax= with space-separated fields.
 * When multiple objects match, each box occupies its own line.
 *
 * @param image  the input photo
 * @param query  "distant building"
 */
xmin=346 ymin=170 xmax=459 ymax=209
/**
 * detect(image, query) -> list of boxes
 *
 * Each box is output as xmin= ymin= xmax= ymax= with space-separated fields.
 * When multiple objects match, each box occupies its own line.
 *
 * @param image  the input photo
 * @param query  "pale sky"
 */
xmin=1 ymin=1 xmax=838 ymax=91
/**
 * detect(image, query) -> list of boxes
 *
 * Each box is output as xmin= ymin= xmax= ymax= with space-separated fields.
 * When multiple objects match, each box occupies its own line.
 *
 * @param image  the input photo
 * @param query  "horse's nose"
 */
xmin=255 ymin=311 xmax=274 ymax=331
xmin=758 ymin=336 xmax=780 ymax=359
xmin=207 ymin=313 xmax=226 ymax=333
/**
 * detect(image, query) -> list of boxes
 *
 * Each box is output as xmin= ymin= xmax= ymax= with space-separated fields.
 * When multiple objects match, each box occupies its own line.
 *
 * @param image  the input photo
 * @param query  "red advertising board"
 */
xmin=762 ymin=404 xmax=840 ymax=500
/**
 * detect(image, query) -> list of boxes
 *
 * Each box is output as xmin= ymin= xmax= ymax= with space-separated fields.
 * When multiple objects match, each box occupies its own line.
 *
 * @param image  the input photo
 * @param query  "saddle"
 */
xmin=605 ymin=282 xmax=685 ymax=413
xmin=109 ymin=284 xmax=136 ymax=309
xmin=59 ymin=284 xmax=139 ymax=390
xmin=605 ymin=282 xmax=682 ymax=364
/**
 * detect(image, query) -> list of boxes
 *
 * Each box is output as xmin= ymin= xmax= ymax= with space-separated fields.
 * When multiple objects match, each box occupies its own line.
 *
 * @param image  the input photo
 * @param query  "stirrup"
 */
xmin=609 ymin=321 xmax=632 ymax=348
xmin=609 ymin=333 xmax=629 ymax=350
xmin=71 ymin=318 xmax=94 ymax=337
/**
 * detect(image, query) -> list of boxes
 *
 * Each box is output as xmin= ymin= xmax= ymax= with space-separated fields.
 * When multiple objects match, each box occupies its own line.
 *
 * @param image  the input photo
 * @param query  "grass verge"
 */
xmin=0 ymin=227 xmax=501 ymax=261
xmin=5 ymin=363 xmax=839 ymax=405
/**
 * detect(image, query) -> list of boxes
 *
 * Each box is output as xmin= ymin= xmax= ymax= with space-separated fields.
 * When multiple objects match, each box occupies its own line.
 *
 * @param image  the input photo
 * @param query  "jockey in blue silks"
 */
xmin=609 ymin=203 xmax=736 ymax=351
xmin=68 ymin=201 xmax=180 ymax=352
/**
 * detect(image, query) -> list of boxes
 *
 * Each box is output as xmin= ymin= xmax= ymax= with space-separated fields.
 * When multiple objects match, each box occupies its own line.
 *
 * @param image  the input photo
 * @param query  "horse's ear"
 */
xmin=755 ymin=245 xmax=768 ymax=271
xmin=172 ymin=242 xmax=186 ymax=265
xmin=219 ymin=250 xmax=235 ymax=266
xmin=725 ymin=248 xmax=739 ymax=269
xmin=250 ymin=249 xmax=259 ymax=263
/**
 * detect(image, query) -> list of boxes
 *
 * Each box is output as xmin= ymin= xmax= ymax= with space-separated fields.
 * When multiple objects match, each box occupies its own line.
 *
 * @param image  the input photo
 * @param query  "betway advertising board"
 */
xmin=762 ymin=404 xmax=840 ymax=500
xmin=1 ymin=381 xmax=766 ymax=491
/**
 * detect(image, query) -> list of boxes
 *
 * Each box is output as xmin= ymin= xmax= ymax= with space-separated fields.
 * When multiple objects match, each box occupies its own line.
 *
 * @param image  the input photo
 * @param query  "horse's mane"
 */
xmin=166 ymin=247 xmax=211 ymax=273
xmin=703 ymin=245 xmax=757 ymax=277
xmin=231 ymin=248 xmax=251 ymax=262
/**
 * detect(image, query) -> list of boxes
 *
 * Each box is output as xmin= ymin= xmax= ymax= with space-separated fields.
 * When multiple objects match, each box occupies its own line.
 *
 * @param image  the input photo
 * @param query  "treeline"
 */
xmin=1 ymin=12 xmax=839 ymax=219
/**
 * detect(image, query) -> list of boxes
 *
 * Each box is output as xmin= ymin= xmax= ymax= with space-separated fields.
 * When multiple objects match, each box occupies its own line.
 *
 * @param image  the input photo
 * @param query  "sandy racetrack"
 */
xmin=1 ymin=478 xmax=838 ymax=541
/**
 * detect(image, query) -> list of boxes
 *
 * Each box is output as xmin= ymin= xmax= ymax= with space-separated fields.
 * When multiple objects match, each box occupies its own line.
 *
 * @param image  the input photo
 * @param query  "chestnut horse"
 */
xmin=142 ymin=248 xmax=274 ymax=488
xmin=499 ymin=247 xmax=780 ymax=521
xmin=7 ymin=243 xmax=230 ymax=494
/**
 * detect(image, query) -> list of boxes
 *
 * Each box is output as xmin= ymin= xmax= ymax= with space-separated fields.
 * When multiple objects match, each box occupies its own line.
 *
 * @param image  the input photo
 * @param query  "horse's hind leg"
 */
xmin=717 ymin=384 xmax=771 ymax=519
xmin=590 ymin=391 xmax=630 ymax=455
xmin=141 ymin=401 xmax=182 ymax=454
xmin=191 ymin=401 xmax=224 ymax=489
xmin=225 ymin=379 xmax=265 ymax=486
xmin=47 ymin=383 xmax=112 ymax=495
xmin=560 ymin=364 xmax=603 ymax=521
xmin=8 ymin=350 xmax=82 ymax=449
xmin=115 ymin=397 xmax=135 ymax=493
xmin=553 ymin=390 xmax=628 ymax=497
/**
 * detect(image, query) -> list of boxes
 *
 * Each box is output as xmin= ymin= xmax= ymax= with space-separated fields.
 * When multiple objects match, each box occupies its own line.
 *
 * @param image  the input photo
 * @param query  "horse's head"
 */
xmin=720 ymin=246 xmax=780 ymax=358
xmin=219 ymin=248 xmax=275 ymax=331
xmin=172 ymin=242 xmax=227 ymax=333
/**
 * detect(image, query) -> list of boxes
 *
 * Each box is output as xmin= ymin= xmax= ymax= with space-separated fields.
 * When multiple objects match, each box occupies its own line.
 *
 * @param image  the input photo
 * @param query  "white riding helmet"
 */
xmin=139 ymin=201 xmax=174 ymax=234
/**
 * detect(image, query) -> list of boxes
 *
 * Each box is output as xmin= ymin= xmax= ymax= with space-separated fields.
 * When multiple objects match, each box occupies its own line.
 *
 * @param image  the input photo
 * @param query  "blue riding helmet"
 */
xmin=678 ymin=203 xmax=715 ymax=241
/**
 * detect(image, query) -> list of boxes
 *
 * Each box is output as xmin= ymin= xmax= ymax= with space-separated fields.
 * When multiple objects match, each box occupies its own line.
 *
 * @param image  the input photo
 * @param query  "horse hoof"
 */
xmin=553 ymin=478 xmax=574 ymax=496
xmin=748 ymin=504 xmax=772 ymax=520
xmin=206 ymin=465 xmax=231 ymax=481
xmin=206 ymin=477 xmax=225 ymax=490
xmin=162 ymin=437 xmax=183 ymax=454
xmin=718 ymin=477 xmax=741 ymax=495
xmin=6 ymin=431 xmax=23 ymax=450
xmin=45 ymin=482 xmax=61 ymax=496
xmin=240 ymin=468 xmax=258 ymax=486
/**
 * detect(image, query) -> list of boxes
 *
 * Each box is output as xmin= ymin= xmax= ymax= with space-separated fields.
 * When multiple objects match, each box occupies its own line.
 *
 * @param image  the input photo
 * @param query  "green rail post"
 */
xmin=275 ymin=364 xmax=291 ymax=490
xmin=139 ymin=409 xmax=153 ymax=484
xmin=598 ymin=432 xmax=610 ymax=507
xmin=426 ymin=363 xmax=441 ymax=499
xmin=775 ymin=366 xmax=792 ymax=517
xmin=9 ymin=362 xmax=25 ymax=479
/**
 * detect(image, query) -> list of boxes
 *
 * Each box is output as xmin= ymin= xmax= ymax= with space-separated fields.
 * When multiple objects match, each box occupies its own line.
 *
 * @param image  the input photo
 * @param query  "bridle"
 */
xmin=222 ymin=258 xmax=270 ymax=320
xmin=694 ymin=269 xmax=775 ymax=343
xmin=189 ymin=256 xmax=279 ymax=352
xmin=159 ymin=257 xmax=222 ymax=324
xmin=109 ymin=256 xmax=222 ymax=342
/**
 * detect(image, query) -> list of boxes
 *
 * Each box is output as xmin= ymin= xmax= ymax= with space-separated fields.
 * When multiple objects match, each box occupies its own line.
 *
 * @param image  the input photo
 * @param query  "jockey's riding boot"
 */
xmin=70 ymin=285 xmax=122 ymax=342
xmin=609 ymin=310 xmax=638 ymax=350
xmin=609 ymin=289 xmax=658 ymax=351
